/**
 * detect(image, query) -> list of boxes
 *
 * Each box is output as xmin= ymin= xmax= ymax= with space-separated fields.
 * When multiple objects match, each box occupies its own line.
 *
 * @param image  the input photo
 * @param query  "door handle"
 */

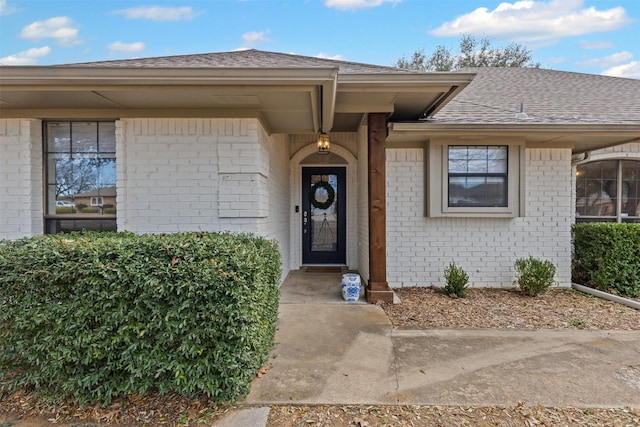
xmin=303 ymin=211 xmax=308 ymax=233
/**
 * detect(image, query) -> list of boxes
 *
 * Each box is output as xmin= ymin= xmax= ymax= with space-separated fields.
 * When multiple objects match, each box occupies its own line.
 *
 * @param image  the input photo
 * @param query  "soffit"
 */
xmin=0 ymin=66 xmax=474 ymax=134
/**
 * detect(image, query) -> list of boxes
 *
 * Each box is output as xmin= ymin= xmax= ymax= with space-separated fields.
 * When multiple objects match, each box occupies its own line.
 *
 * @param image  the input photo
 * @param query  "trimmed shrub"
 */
xmin=0 ymin=231 xmax=281 ymax=405
xmin=514 ymin=256 xmax=556 ymax=296
xmin=81 ymin=206 xmax=100 ymax=213
xmin=572 ymin=223 xmax=640 ymax=298
xmin=442 ymin=262 xmax=469 ymax=298
xmin=55 ymin=206 xmax=74 ymax=214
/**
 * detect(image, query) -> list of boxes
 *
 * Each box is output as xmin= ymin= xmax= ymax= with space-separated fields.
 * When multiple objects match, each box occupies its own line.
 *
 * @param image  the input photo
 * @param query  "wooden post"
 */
xmin=366 ymin=113 xmax=394 ymax=304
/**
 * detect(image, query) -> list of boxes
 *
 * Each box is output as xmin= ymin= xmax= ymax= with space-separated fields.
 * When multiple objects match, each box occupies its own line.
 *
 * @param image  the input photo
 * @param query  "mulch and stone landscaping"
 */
xmin=2 ymin=286 xmax=639 ymax=426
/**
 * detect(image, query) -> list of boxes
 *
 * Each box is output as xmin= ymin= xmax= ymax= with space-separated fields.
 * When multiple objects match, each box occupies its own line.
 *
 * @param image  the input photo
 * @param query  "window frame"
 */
xmin=447 ymin=145 xmax=509 ymax=208
xmin=575 ymin=159 xmax=640 ymax=223
xmin=426 ymin=138 xmax=524 ymax=218
xmin=43 ymin=120 xmax=117 ymax=234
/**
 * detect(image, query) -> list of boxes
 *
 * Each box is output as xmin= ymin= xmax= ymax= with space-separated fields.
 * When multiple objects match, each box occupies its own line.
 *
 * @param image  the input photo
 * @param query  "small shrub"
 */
xmin=443 ymin=262 xmax=469 ymax=298
xmin=81 ymin=206 xmax=100 ymax=213
xmin=55 ymin=206 xmax=74 ymax=214
xmin=514 ymin=256 xmax=556 ymax=296
xmin=76 ymin=203 xmax=87 ymax=211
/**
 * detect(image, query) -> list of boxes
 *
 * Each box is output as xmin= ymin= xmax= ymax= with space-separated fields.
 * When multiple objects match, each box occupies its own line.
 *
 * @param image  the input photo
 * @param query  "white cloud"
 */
xmin=107 ymin=41 xmax=146 ymax=55
xmin=113 ymin=6 xmax=199 ymax=21
xmin=316 ymin=53 xmax=344 ymax=60
xmin=325 ymin=0 xmax=401 ymax=11
xmin=241 ymin=30 xmax=271 ymax=47
xmin=19 ymin=16 xmax=81 ymax=47
xmin=576 ymin=51 xmax=633 ymax=68
xmin=602 ymin=61 xmax=640 ymax=79
xmin=577 ymin=40 xmax=614 ymax=50
xmin=430 ymin=0 xmax=631 ymax=44
xmin=0 ymin=46 xmax=51 ymax=65
xmin=0 ymin=0 xmax=19 ymax=15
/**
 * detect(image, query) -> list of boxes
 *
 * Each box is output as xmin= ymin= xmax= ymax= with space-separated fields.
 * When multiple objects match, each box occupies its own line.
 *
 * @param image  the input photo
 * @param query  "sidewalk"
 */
xmin=220 ymin=271 xmax=640 ymax=425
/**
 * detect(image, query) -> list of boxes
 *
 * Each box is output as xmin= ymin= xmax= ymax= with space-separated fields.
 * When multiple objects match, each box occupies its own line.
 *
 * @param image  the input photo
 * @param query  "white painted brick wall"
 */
xmin=589 ymin=141 xmax=640 ymax=159
xmin=0 ymin=119 xmax=43 ymax=239
xmin=386 ymin=147 xmax=573 ymax=289
xmin=256 ymin=132 xmax=291 ymax=278
xmin=119 ymin=118 xmax=270 ymax=233
xmin=117 ymin=118 xmax=291 ymax=277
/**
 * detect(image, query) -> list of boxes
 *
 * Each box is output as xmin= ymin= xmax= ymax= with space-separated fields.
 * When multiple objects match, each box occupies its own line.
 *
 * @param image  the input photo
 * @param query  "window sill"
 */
xmin=45 ymin=214 xmax=117 ymax=219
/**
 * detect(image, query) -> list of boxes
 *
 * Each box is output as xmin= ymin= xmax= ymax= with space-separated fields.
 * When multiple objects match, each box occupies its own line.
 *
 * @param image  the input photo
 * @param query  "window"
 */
xmin=448 ymin=146 xmax=508 ymax=207
xmin=44 ymin=121 xmax=116 ymax=233
xmin=575 ymin=160 xmax=640 ymax=223
xmin=426 ymin=139 xmax=523 ymax=217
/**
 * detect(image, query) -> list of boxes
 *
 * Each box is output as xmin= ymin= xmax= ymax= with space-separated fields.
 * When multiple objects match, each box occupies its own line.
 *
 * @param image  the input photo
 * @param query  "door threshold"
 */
xmin=303 ymin=266 xmax=346 ymax=273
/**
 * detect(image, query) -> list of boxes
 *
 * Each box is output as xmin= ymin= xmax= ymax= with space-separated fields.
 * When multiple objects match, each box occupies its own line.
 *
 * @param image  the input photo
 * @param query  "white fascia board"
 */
xmin=337 ymin=72 xmax=476 ymax=91
xmin=389 ymin=122 xmax=640 ymax=135
xmin=0 ymin=66 xmax=340 ymax=87
xmin=321 ymin=78 xmax=337 ymax=132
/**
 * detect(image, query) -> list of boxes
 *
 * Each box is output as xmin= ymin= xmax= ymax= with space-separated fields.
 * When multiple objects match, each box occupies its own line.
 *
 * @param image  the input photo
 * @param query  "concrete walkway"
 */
xmin=243 ymin=270 xmax=640 ymax=408
xmin=211 ymin=270 xmax=640 ymax=425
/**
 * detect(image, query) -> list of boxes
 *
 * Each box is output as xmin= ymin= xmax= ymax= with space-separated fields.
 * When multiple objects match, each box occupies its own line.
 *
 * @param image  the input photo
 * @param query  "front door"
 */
xmin=302 ymin=167 xmax=346 ymax=264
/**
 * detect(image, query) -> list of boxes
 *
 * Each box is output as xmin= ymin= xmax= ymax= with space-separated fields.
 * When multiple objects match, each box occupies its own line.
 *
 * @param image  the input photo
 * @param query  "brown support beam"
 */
xmin=366 ymin=113 xmax=394 ymax=304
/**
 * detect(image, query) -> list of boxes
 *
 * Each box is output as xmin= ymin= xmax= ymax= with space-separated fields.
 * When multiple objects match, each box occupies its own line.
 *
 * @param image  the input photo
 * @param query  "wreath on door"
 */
xmin=309 ymin=180 xmax=335 ymax=210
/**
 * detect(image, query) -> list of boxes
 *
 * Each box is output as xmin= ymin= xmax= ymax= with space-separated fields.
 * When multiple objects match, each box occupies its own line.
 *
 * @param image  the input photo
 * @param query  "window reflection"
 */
xmin=45 ymin=122 xmax=117 ymax=232
xmin=310 ymin=174 xmax=338 ymax=252
xmin=448 ymin=146 xmax=508 ymax=207
xmin=576 ymin=160 xmax=640 ymax=222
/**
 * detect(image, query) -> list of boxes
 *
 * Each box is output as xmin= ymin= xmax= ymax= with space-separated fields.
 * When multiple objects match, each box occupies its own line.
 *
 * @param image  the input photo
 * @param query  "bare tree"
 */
xmin=55 ymin=158 xmax=115 ymax=197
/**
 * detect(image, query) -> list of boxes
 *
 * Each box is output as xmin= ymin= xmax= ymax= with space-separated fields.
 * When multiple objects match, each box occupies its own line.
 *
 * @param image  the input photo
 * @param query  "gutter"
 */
xmin=571 ymin=151 xmax=591 ymax=165
xmin=389 ymin=122 xmax=640 ymax=134
xmin=572 ymin=283 xmax=640 ymax=311
xmin=0 ymin=66 xmax=341 ymax=87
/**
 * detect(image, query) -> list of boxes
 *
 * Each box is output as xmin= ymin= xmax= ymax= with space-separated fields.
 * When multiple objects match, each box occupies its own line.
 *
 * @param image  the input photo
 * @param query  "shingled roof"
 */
xmin=432 ymin=67 xmax=640 ymax=126
xmin=64 ymin=48 xmax=411 ymax=75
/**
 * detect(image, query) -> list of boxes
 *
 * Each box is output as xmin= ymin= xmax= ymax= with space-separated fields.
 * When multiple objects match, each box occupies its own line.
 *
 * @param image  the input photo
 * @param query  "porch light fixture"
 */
xmin=317 ymin=85 xmax=330 ymax=154
xmin=317 ymin=131 xmax=330 ymax=154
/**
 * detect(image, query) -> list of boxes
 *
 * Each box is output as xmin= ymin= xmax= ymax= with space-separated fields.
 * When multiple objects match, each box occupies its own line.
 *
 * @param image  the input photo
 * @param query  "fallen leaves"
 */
xmin=257 ymin=362 xmax=273 ymax=378
xmin=381 ymin=287 xmax=640 ymax=330
xmin=267 ymin=405 xmax=640 ymax=427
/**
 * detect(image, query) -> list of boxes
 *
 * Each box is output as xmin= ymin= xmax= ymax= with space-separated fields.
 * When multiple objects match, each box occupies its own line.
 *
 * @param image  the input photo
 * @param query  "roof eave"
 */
xmin=390 ymin=122 xmax=640 ymax=133
xmin=388 ymin=122 xmax=640 ymax=153
xmin=0 ymin=66 xmax=341 ymax=86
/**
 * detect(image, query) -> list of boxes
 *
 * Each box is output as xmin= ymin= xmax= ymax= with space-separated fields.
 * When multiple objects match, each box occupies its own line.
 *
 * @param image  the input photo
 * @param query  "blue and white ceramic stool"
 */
xmin=341 ymin=273 xmax=361 ymax=302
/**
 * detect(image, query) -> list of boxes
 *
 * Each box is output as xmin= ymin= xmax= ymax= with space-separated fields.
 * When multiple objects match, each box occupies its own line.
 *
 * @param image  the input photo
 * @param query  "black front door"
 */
xmin=302 ymin=167 xmax=346 ymax=264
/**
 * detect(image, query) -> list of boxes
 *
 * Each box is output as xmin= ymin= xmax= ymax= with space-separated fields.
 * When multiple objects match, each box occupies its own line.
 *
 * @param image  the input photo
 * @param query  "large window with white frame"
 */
xmin=44 ymin=121 xmax=117 ymax=233
xmin=575 ymin=159 xmax=640 ymax=223
xmin=426 ymin=139 xmax=523 ymax=217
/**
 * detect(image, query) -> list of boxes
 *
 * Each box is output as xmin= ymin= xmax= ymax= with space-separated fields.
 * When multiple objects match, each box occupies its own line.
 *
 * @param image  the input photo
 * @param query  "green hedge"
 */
xmin=81 ymin=207 xmax=100 ymax=213
xmin=572 ymin=223 xmax=640 ymax=298
xmin=0 ymin=231 xmax=281 ymax=404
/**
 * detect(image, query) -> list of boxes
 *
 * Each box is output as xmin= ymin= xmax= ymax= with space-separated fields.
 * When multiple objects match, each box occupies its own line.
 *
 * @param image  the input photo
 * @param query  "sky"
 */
xmin=0 ymin=0 xmax=639 ymax=78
